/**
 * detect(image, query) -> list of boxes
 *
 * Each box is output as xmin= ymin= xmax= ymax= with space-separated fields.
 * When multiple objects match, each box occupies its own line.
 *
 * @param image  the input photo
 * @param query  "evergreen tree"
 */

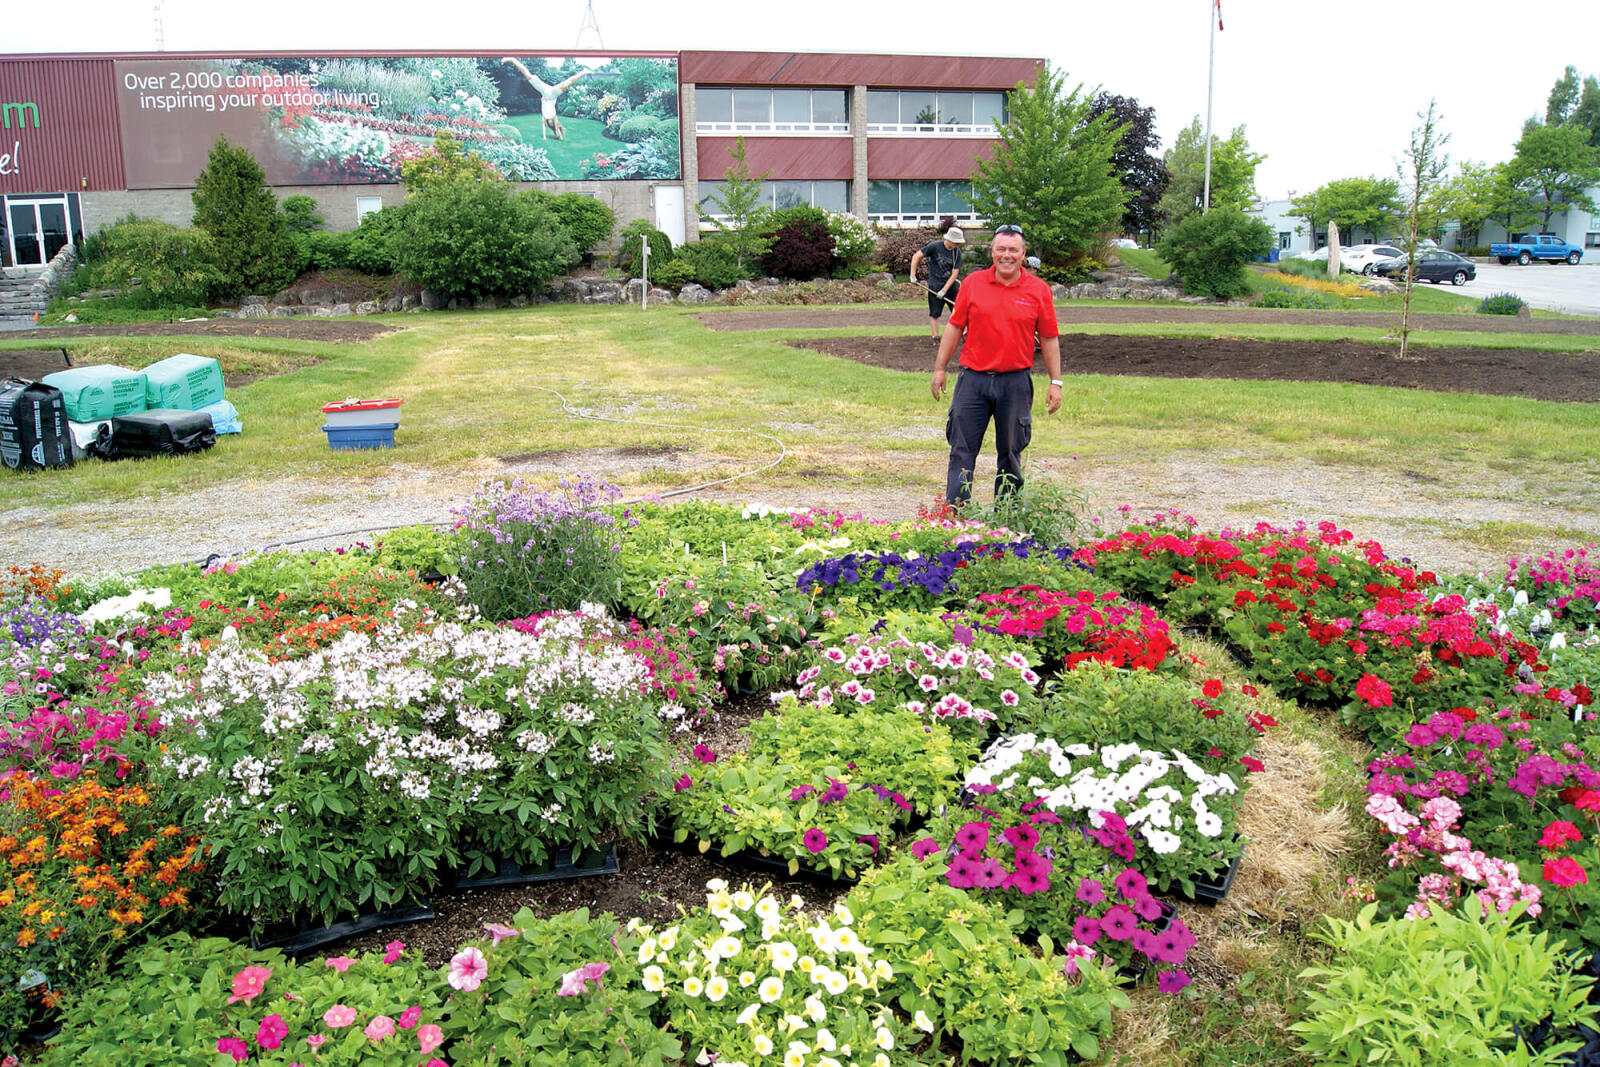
xmin=703 ymin=137 xmax=771 ymax=271
xmin=968 ymin=66 xmax=1129 ymax=267
xmin=190 ymin=136 xmax=301 ymax=298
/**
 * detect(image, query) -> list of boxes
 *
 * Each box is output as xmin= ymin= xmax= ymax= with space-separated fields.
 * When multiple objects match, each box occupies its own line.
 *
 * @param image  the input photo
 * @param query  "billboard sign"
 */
xmin=113 ymin=54 xmax=680 ymax=188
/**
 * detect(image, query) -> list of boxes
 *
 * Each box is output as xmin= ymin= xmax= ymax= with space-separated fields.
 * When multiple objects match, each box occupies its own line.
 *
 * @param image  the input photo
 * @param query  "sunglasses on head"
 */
xmin=993 ymin=224 xmax=1024 ymax=236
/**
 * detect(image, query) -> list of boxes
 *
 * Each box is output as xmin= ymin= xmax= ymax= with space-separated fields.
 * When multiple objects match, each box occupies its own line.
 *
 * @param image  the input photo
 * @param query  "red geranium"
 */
xmin=1544 ymin=856 xmax=1589 ymax=887
xmin=1538 ymin=820 xmax=1584 ymax=850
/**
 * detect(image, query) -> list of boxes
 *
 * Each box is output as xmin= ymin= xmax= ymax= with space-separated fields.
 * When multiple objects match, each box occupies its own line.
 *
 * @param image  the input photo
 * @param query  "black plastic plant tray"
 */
xmin=451 ymin=842 xmax=619 ymax=891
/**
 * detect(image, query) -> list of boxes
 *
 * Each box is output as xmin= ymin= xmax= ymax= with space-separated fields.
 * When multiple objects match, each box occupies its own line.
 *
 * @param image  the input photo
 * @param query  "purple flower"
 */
xmin=910 ymin=837 xmax=943 ymax=860
xmin=789 ymin=784 xmax=817 ymax=801
xmin=947 ymin=852 xmax=979 ymax=889
xmin=953 ymin=821 xmax=991 ymax=853
xmin=1132 ymin=929 xmax=1158 ymax=958
xmin=1100 ymin=905 xmax=1137 ymax=941
xmin=1114 ymin=868 xmax=1149 ymax=901
xmin=1072 ymin=915 xmax=1102 ymax=945
xmin=1002 ymin=866 xmax=1050 ymax=895
xmin=857 ymin=834 xmax=880 ymax=855
xmin=1150 ymin=920 xmax=1196 ymax=964
xmin=1076 ymin=878 xmax=1106 ymax=905
xmin=973 ymin=857 xmax=1007 ymax=888
xmin=819 ymin=778 xmax=850 ymax=804
xmin=802 ymin=828 xmax=828 ymax=853
xmin=1133 ymin=893 xmax=1164 ymax=922
xmin=693 ymin=744 xmax=718 ymax=764
xmin=1004 ymin=824 xmax=1040 ymax=851
xmin=1157 ymin=970 xmax=1192 ymax=994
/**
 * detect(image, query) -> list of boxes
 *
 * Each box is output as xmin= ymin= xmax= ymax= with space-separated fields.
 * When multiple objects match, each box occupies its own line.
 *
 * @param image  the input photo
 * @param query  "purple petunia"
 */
xmin=802 ymin=828 xmax=829 ymax=853
xmin=857 ymin=834 xmax=880 ymax=855
xmin=1076 ymin=878 xmax=1106 ymax=905
xmin=1156 ymin=970 xmax=1192 ymax=994
xmin=910 ymin=837 xmax=943 ymax=860
xmin=973 ymin=857 xmax=1007 ymax=889
xmin=1133 ymin=893 xmax=1164 ymax=922
xmin=819 ymin=778 xmax=850 ymax=804
xmin=1100 ymin=905 xmax=1137 ymax=941
xmin=1003 ymin=824 xmax=1040 ymax=851
xmin=789 ymin=784 xmax=817 ymax=801
xmin=692 ymin=744 xmax=718 ymax=764
xmin=1114 ymin=868 xmax=1149 ymax=901
xmin=1072 ymin=914 xmax=1102 ymax=945
xmin=954 ymin=821 xmax=991 ymax=853
xmin=946 ymin=852 xmax=979 ymax=889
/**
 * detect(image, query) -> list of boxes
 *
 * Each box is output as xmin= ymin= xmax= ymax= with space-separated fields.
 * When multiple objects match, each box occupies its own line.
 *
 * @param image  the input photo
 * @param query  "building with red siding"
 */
xmin=0 ymin=49 xmax=1041 ymax=270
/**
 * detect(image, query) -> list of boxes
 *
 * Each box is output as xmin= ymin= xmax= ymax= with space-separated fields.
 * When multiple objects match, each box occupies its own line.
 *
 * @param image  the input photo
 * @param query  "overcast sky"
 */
xmin=10 ymin=0 xmax=1599 ymax=200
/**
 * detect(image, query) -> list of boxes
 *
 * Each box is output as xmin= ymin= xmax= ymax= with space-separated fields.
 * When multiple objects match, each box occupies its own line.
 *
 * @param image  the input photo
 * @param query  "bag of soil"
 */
xmin=198 ymin=398 xmax=242 ymax=434
xmin=144 ymin=353 xmax=226 ymax=410
xmin=68 ymin=419 xmax=114 ymax=461
xmin=0 ymin=378 xmax=74 ymax=471
xmin=41 ymin=365 xmax=149 ymax=422
xmin=111 ymin=408 xmax=216 ymax=457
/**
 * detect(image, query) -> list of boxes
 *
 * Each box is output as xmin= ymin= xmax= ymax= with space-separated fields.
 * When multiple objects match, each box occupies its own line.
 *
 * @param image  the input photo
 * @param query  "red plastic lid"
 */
xmin=321 ymin=397 xmax=403 ymax=413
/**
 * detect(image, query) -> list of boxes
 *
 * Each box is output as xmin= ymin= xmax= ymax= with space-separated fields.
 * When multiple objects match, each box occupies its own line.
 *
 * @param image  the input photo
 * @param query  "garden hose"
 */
xmin=201 ymin=379 xmax=788 ymax=562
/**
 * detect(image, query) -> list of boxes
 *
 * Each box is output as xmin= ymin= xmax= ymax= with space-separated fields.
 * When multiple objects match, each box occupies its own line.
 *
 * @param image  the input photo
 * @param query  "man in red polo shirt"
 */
xmin=930 ymin=224 xmax=1062 ymax=505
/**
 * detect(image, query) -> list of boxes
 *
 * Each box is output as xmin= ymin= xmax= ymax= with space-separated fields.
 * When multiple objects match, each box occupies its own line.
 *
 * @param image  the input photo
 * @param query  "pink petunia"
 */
xmin=323 ymin=1005 xmax=357 ymax=1029
xmin=418 ymin=1024 xmax=445 ymax=1054
xmin=802 ymin=828 xmax=829 ymax=853
xmin=397 ymin=1005 xmax=422 ymax=1030
xmin=1157 ymin=969 xmax=1192 ymax=994
xmin=483 ymin=922 xmax=521 ymax=946
xmin=382 ymin=940 xmax=405 ymax=964
xmin=306 ymin=1033 xmax=328 ymax=1049
xmin=910 ymin=837 xmax=942 ymax=860
xmin=364 ymin=1016 xmax=396 ymax=1042
xmin=322 ymin=956 xmax=357 ymax=973
xmin=217 ymin=1037 xmax=249 ymax=1063
xmin=256 ymin=1013 xmax=288 ymax=1051
xmin=558 ymin=961 xmax=612 ymax=996
xmin=227 ymin=965 xmax=272 ymax=1005
xmin=449 ymin=946 xmax=489 ymax=992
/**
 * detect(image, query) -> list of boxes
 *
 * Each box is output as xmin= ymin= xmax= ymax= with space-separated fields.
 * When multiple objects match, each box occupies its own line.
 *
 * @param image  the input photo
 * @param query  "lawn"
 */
xmin=501 ymin=113 xmax=615 ymax=175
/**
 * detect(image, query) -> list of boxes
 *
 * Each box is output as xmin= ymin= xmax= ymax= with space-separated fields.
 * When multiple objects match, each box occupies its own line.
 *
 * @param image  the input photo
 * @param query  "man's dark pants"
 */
xmin=944 ymin=368 xmax=1033 ymax=504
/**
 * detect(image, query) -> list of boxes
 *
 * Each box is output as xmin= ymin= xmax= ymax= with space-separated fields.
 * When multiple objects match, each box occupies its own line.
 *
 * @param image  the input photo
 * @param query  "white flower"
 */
xmin=754 ymin=1034 xmax=774 ymax=1055
xmin=739 ymin=970 xmax=756 ymax=986
xmin=737 ymin=1001 xmax=760 ymax=1025
xmin=642 ymin=965 xmax=664 ymax=991
xmin=832 ymin=902 xmax=854 ymax=926
xmin=706 ymin=975 xmax=730 ymax=1002
xmin=713 ymin=935 xmax=743 ymax=960
xmin=822 ymin=970 xmax=848 ymax=995
xmin=756 ymin=897 xmax=781 ymax=922
xmin=658 ymin=928 xmax=678 ymax=951
xmin=734 ymin=890 xmax=756 ymax=910
xmin=815 ymin=1028 xmax=837 ymax=1051
xmin=759 ymin=976 xmax=785 ymax=1002
xmin=638 ymin=938 xmax=657 ymax=963
xmin=873 ymin=959 xmax=893 ymax=980
xmin=683 ymin=976 xmax=704 ymax=997
xmin=805 ymin=995 xmax=826 ymax=1022
xmin=875 ymin=1026 xmax=894 ymax=1050
xmin=769 ymin=942 xmax=798 ymax=972
xmin=875 ymin=1055 xmax=892 ymax=1067
xmin=913 ymin=1010 xmax=935 ymax=1033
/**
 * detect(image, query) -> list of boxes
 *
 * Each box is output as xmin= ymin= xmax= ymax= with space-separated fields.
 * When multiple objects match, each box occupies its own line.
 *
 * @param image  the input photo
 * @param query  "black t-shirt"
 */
xmin=920 ymin=240 xmax=962 ymax=289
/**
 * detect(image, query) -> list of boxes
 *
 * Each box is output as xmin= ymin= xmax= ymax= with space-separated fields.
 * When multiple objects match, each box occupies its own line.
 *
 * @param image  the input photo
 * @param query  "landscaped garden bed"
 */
xmin=3 ymin=487 xmax=1599 ymax=1064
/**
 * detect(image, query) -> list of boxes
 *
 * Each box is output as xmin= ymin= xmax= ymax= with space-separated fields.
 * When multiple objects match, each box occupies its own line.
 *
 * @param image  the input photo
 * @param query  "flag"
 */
xmin=1215 ymin=0 xmax=1224 ymax=30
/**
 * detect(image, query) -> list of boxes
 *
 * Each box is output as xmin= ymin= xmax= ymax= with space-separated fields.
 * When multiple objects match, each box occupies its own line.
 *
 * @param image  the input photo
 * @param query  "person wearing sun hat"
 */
xmin=909 ymin=224 xmax=966 ymax=339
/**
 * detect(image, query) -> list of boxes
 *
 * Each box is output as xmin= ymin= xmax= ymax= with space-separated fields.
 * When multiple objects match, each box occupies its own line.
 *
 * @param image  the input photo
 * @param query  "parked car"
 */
xmin=1372 ymin=249 xmax=1476 ymax=285
xmin=1111 ymin=237 xmax=1139 ymax=249
xmin=1488 ymin=233 xmax=1583 ymax=265
xmin=1340 ymin=244 xmax=1406 ymax=275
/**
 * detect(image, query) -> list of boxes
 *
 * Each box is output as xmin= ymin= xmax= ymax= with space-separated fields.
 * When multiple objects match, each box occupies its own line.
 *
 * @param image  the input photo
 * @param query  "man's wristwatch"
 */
xmin=1049 ymin=379 xmax=1063 ymax=387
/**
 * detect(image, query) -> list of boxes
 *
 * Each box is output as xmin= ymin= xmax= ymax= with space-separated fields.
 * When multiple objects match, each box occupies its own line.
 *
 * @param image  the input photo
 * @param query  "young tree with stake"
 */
xmin=1397 ymin=101 xmax=1448 ymax=362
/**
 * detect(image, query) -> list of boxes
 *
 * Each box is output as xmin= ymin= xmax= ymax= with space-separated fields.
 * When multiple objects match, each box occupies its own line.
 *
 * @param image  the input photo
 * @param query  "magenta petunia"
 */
xmin=693 ymin=743 xmax=718 ymax=764
xmin=1003 ymin=823 xmax=1040 ymax=851
xmin=910 ymin=836 xmax=943 ymax=860
xmin=1114 ymin=868 xmax=1149 ymax=901
xmin=256 ymin=1013 xmax=288 ymax=1051
xmin=1071 ymin=914 xmax=1102 ymax=945
xmin=789 ymin=784 xmax=817 ymax=801
xmin=802 ymin=828 xmax=829 ymax=853
xmin=1100 ymin=905 xmax=1137 ymax=941
xmin=1075 ymin=878 xmax=1106 ymax=905
xmin=382 ymin=940 xmax=406 ymax=964
xmin=973 ymin=857 xmax=1007 ymax=889
xmin=1157 ymin=969 xmax=1193 ymax=994
xmin=946 ymin=853 xmax=979 ymax=889
xmin=217 ymin=1037 xmax=249 ymax=1063
xmin=674 ymin=773 xmax=693 ymax=792
xmin=953 ymin=821 xmax=991 ymax=853
xmin=1133 ymin=893 xmax=1164 ymax=922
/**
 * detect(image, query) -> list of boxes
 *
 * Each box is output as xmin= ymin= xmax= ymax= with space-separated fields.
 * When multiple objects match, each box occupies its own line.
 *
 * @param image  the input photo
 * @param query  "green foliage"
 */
xmin=189 ymin=136 xmax=301 ymax=298
xmin=615 ymin=218 xmax=673 ymax=276
xmin=1257 ymin=286 xmax=1331 ymax=309
xmin=669 ymin=237 xmax=747 ymax=289
xmin=542 ymin=192 xmax=615 ymax=255
xmin=399 ymin=132 xmax=503 ymax=193
xmin=81 ymin=216 xmax=225 ymax=307
xmin=874 ymin=224 xmax=941 ymax=274
xmin=375 ymin=524 xmax=459 ymax=577
xmin=957 ymin=478 xmax=1087 ymax=548
xmin=279 ymin=193 xmax=325 ymax=234
xmin=1037 ymin=663 xmax=1261 ymax=763
xmin=348 ymin=204 xmax=410 ymax=276
xmin=440 ymin=907 xmax=677 ymax=1066
xmin=1432 ymin=161 xmax=1533 ymax=248
xmin=396 ymin=182 xmax=577 ymax=301
xmin=1272 ymin=256 xmax=1330 ymax=280
xmin=848 ymin=854 xmax=1129 ymax=1065
xmin=1292 ymin=901 xmax=1600 ymax=1065
xmin=1159 ymin=117 xmax=1265 ymax=228
xmin=968 ymin=66 xmax=1130 ymax=267
xmin=1288 ymin=176 xmax=1402 ymax=242
xmin=1157 ymin=205 xmax=1274 ymax=299
xmin=704 ymin=137 xmax=773 ymax=270
xmin=1510 ymin=121 xmax=1600 ymax=231
xmin=291 ymin=229 xmax=356 ymax=273
xmin=649 ymin=257 xmax=694 ymax=285
xmin=1479 ymin=291 xmax=1528 ymax=316
xmin=616 ymin=113 xmax=661 ymax=142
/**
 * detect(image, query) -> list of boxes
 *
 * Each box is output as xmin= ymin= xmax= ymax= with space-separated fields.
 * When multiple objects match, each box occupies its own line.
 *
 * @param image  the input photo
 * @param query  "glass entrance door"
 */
xmin=4 ymin=196 xmax=71 ymax=267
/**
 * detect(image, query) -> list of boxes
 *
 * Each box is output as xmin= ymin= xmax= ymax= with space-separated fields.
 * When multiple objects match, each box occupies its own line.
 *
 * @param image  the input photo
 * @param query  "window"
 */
xmin=694 ymin=88 xmax=849 ymax=133
xmin=699 ymin=179 xmax=849 ymax=217
xmin=1278 ymin=231 xmax=1291 ymax=251
xmin=865 ymin=90 xmax=1006 ymax=134
xmin=1586 ymin=232 xmax=1600 ymax=248
xmin=356 ymin=196 xmax=383 ymax=222
xmin=865 ymin=180 xmax=976 ymax=225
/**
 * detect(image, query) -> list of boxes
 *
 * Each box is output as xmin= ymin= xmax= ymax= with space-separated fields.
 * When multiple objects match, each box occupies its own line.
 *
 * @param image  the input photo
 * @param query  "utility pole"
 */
xmin=1203 ymin=0 xmax=1219 ymax=213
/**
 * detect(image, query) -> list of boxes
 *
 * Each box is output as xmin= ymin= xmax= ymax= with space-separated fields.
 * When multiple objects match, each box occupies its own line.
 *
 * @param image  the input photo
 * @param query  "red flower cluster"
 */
xmin=975 ymin=587 xmax=1174 ymax=671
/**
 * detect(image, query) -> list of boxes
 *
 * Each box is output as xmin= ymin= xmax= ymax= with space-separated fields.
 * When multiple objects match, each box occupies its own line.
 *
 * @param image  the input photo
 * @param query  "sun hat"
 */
xmin=944 ymin=226 xmax=965 ymax=245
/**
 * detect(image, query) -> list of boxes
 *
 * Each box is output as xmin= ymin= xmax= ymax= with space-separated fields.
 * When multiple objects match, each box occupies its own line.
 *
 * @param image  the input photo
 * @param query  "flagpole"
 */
xmin=1203 ymin=0 xmax=1216 ymax=213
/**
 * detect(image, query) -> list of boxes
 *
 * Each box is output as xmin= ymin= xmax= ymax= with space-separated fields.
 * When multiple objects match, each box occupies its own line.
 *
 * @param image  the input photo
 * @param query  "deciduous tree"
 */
xmin=1510 ymin=122 xmax=1600 ymax=231
xmin=1086 ymin=91 xmax=1167 ymax=238
xmin=968 ymin=65 xmax=1129 ymax=267
xmin=1396 ymin=100 xmax=1449 ymax=361
xmin=1287 ymin=177 xmax=1402 ymax=246
xmin=703 ymin=137 xmax=771 ymax=271
xmin=1157 ymin=118 xmax=1264 ymax=229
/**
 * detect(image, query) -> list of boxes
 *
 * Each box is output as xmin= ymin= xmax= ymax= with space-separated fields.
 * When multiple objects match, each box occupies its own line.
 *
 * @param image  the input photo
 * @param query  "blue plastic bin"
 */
xmin=322 ymin=422 xmax=397 ymax=450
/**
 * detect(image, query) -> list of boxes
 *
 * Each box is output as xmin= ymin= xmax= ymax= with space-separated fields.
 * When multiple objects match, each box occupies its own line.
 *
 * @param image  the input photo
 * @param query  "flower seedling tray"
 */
xmin=1183 ymin=848 xmax=1244 ymax=906
xmin=736 ymin=848 xmax=861 ymax=886
xmin=450 ymin=842 xmax=619 ymax=891
xmin=253 ymin=901 xmax=436 ymax=957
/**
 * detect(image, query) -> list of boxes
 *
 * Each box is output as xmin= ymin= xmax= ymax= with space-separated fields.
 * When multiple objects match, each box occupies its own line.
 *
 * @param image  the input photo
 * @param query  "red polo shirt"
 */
xmin=948 ymin=266 xmax=1059 ymax=372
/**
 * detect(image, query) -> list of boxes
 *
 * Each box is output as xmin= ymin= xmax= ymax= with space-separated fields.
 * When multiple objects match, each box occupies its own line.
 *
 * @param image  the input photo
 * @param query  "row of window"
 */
xmin=692 ymin=87 xmax=1006 ymax=133
xmin=696 ymin=179 xmax=976 ymax=220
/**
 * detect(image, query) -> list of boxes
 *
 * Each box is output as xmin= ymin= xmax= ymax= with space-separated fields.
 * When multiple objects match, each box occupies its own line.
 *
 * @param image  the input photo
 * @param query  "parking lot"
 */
xmin=1430 ymin=261 xmax=1600 ymax=317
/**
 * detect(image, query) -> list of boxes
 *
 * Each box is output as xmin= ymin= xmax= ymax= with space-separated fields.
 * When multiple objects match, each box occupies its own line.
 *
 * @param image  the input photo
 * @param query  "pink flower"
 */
xmin=674 ymin=773 xmax=693 ymax=792
xmin=448 ymin=946 xmax=488 ymax=991
xmin=322 ymin=1005 xmax=357 ymax=1028
xmin=228 ymin=965 xmax=272 ymax=1005
xmin=256 ymin=1013 xmax=288 ymax=1051
xmin=484 ymin=922 xmax=521 ymax=946
xmin=364 ymin=1016 xmax=396 ymax=1042
xmin=558 ymin=961 xmax=611 ymax=996
xmin=1156 ymin=970 xmax=1192 ymax=994
xmin=693 ymin=743 xmax=718 ymax=763
xmin=418 ymin=1025 xmax=444 ymax=1054
xmin=217 ymin=1037 xmax=249 ymax=1063
xmin=1545 ymin=856 xmax=1589 ymax=887
xmin=910 ymin=837 xmax=942 ymax=860
xmin=306 ymin=1034 xmax=327 ymax=1049
xmin=397 ymin=1005 xmax=422 ymax=1029
xmin=323 ymin=955 xmax=357 ymax=973
xmin=382 ymin=940 xmax=405 ymax=964
xmin=802 ymin=828 xmax=828 ymax=853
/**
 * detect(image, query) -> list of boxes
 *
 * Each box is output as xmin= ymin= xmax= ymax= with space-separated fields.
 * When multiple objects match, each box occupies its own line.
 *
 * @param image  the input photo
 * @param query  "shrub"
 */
xmin=615 ymin=113 xmax=660 ymax=142
xmin=396 ymin=180 xmax=577 ymax=300
xmin=1274 ymin=255 xmax=1333 ymax=280
xmin=1466 ymin=245 xmax=1491 ymax=257
xmin=453 ymin=476 xmax=632 ymax=619
xmin=826 ymin=210 xmax=876 ymax=270
xmin=542 ymin=192 xmax=615 ymax=256
xmin=648 ymin=257 xmax=694 ymax=286
xmin=1292 ymin=901 xmax=1600 ymax=1065
xmin=1479 ymin=291 xmax=1527 ymax=316
xmin=960 ymin=477 xmax=1087 ymax=547
xmin=671 ymin=238 xmax=746 ymax=288
xmin=190 ymin=136 xmax=302 ymax=298
xmin=1157 ymin=205 xmax=1274 ymax=299
xmin=759 ymin=218 xmax=835 ymax=279
xmin=279 ymin=193 xmax=324 ymax=233
xmin=874 ymin=225 xmax=939 ymax=274
xmin=291 ymin=229 xmax=356 ymax=273
xmin=80 ymin=216 xmax=224 ymax=307
xmin=614 ymin=218 xmax=673 ymax=277
xmin=348 ymin=204 xmax=410 ymax=276
xmin=1257 ymin=286 xmax=1331 ymax=309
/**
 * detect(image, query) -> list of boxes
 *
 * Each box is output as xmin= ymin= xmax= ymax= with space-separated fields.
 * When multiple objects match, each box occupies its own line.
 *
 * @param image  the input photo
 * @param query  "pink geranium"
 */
xmin=448 ymin=946 xmax=488 ymax=991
